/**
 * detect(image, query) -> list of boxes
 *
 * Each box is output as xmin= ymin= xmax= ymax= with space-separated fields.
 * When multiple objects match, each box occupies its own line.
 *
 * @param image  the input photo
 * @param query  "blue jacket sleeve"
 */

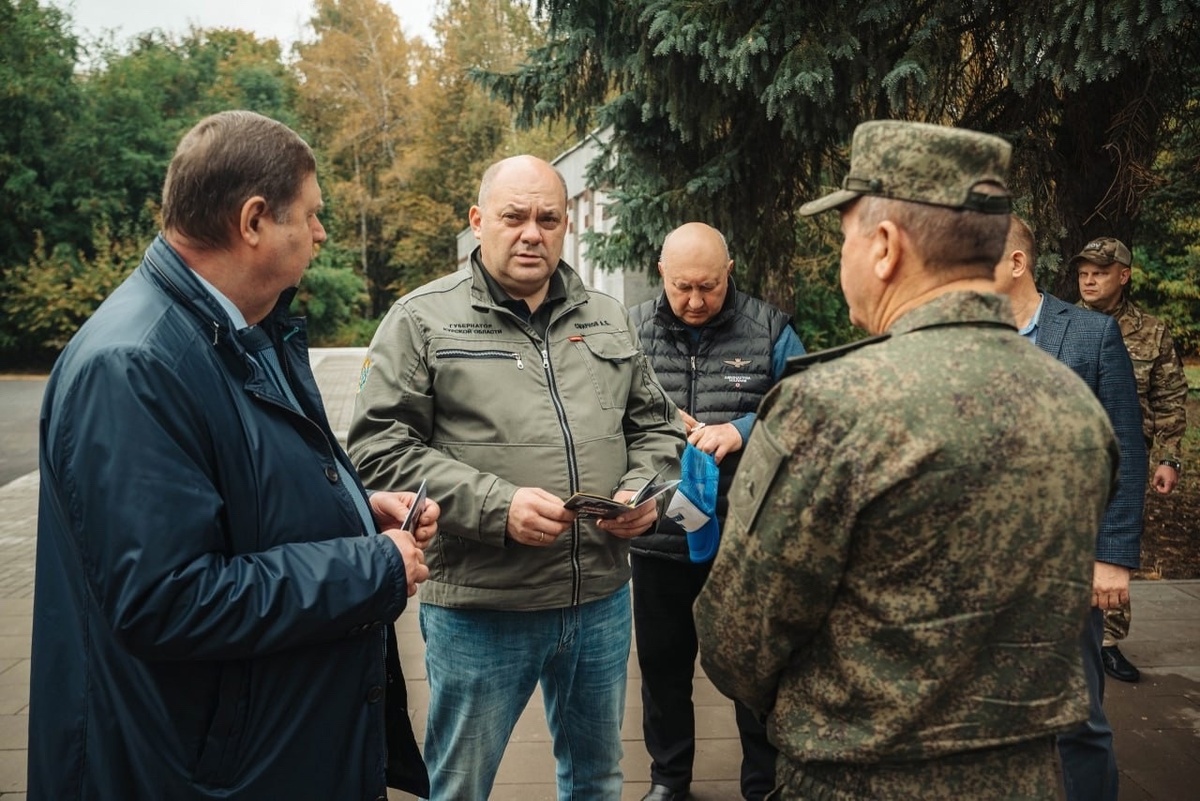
xmin=1095 ymin=317 xmax=1147 ymax=568
xmin=771 ymin=325 xmax=807 ymax=379
xmin=729 ymin=325 xmax=808 ymax=443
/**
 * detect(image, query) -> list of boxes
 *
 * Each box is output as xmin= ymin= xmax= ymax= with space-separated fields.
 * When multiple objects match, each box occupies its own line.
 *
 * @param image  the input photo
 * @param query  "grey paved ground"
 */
xmin=0 ymin=379 xmax=45 ymax=487
xmin=0 ymin=348 xmax=1195 ymax=799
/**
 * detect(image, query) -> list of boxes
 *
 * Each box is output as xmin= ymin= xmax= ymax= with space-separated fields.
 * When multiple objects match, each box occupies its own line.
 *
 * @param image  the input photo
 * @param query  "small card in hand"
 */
xmin=563 ymin=468 xmax=680 ymax=519
xmin=400 ymin=479 xmax=428 ymax=533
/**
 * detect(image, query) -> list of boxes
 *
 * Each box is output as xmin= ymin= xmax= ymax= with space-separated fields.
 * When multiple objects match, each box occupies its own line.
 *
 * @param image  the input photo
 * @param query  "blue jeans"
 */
xmin=418 ymin=585 xmax=631 ymax=801
xmin=1057 ymin=607 xmax=1118 ymax=801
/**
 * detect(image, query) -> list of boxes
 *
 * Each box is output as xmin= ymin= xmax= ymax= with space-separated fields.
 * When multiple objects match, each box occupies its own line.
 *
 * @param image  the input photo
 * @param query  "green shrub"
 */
xmin=293 ymin=251 xmax=369 ymax=346
xmin=0 ymin=228 xmax=142 ymax=357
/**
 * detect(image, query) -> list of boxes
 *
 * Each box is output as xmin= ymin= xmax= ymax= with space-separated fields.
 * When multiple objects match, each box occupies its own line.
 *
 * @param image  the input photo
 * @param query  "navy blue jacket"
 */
xmin=1035 ymin=292 xmax=1146 ymax=567
xmin=29 ymin=236 xmax=428 ymax=799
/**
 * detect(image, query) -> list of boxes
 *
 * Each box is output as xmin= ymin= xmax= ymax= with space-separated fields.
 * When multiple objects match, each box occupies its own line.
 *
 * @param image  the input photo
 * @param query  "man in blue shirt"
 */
xmin=994 ymin=214 xmax=1146 ymax=801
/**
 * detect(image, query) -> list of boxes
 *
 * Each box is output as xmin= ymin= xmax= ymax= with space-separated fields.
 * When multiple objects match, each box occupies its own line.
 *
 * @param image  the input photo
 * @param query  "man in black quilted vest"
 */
xmin=628 ymin=222 xmax=806 ymax=801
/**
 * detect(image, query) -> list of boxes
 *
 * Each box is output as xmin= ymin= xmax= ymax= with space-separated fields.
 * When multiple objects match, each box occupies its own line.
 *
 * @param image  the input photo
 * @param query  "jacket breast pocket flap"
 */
xmin=572 ymin=333 xmax=638 ymax=410
xmin=726 ymin=426 xmax=788 ymax=534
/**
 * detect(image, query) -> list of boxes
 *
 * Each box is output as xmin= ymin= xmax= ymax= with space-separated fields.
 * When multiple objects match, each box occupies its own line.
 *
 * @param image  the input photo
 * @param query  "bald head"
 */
xmin=478 ymin=155 xmax=568 ymax=209
xmin=468 ymin=155 xmax=570 ymax=305
xmin=658 ymin=223 xmax=734 ymax=326
xmin=660 ymin=223 xmax=730 ymax=265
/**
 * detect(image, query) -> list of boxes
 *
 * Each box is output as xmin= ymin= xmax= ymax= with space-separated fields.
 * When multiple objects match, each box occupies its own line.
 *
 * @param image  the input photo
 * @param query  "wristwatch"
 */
xmin=1159 ymin=458 xmax=1182 ymax=473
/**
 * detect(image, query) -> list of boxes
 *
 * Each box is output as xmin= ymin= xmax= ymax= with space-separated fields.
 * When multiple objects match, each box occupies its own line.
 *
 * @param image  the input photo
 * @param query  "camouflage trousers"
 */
xmin=1103 ymin=601 xmax=1132 ymax=646
xmin=768 ymin=737 xmax=1058 ymax=800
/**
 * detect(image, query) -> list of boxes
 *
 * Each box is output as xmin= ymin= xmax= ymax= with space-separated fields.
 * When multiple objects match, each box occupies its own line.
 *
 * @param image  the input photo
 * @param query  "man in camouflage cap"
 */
xmin=695 ymin=120 xmax=1118 ymax=799
xmin=1075 ymin=236 xmax=1190 ymax=687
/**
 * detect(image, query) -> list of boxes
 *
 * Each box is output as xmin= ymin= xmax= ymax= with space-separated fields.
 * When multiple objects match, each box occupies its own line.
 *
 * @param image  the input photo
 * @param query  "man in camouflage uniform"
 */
xmin=1076 ymin=237 xmax=1190 ymax=684
xmin=694 ymin=120 xmax=1119 ymax=800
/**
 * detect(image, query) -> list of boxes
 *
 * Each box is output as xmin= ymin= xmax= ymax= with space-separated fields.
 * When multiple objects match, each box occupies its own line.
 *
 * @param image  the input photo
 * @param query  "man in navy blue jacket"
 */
xmin=29 ymin=111 xmax=434 ymax=800
xmin=995 ymin=214 xmax=1146 ymax=801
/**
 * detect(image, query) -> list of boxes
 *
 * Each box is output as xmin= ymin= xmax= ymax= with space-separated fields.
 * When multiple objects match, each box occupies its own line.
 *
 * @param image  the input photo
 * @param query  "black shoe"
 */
xmin=641 ymin=784 xmax=689 ymax=801
xmin=1101 ymin=645 xmax=1141 ymax=683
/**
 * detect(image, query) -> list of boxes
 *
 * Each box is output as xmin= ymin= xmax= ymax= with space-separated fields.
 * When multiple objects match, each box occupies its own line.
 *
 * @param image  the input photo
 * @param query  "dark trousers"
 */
xmin=632 ymin=554 xmax=778 ymax=800
xmin=1057 ymin=607 xmax=1118 ymax=801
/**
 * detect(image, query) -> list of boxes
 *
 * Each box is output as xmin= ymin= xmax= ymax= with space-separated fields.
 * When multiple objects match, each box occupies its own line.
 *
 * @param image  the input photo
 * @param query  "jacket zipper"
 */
xmin=496 ymin=305 xmax=586 ymax=606
xmin=688 ymin=354 xmax=699 ymax=417
xmin=539 ymin=344 xmax=584 ymax=605
xmin=435 ymin=348 xmax=525 ymax=370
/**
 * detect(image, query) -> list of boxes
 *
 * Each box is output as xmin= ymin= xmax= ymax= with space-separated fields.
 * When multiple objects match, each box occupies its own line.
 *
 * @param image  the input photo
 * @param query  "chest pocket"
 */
xmin=570 ymin=333 xmax=637 ymax=410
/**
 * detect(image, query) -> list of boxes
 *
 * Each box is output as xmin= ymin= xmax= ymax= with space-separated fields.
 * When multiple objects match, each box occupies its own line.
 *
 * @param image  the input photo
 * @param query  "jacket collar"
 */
xmin=888 ymin=291 xmax=1016 ymax=337
xmin=142 ymin=234 xmax=302 ymax=351
xmin=1080 ymin=295 xmax=1144 ymax=332
xmin=466 ymin=246 xmax=589 ymax=313
xmin=1033 ymin=292 xmax=1071 ymax=357
xmin=1112 ymin=297 xmax=1145 ymax=333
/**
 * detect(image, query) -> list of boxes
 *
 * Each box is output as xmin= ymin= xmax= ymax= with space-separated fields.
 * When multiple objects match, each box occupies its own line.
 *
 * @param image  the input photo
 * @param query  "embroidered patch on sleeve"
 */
xmin=357 ymin=357 xmax=372 ymax=394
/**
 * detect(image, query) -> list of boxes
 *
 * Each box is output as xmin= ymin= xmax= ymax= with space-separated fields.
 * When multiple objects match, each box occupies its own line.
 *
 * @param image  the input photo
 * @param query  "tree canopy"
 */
xmin=1 ymin=0 xmax=1197 ymax=363
xmin=0 ymin=0 xmax=82 ymax=268
xmin=0 ymin=0 xmax=563 ymax=362
xmin=483 ymin=0 xmax=1200 ymax=318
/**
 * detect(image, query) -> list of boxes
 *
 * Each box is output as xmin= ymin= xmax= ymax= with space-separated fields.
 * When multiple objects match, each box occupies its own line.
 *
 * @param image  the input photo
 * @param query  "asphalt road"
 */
xmin=0 ymin=376 xmax=47 ymax=486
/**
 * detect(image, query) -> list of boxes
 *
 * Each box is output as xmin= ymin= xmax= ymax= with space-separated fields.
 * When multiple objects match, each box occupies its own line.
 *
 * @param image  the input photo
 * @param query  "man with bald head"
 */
xmin=350 ymin=155 xmax=685 ymax=799
xmin=628 ymin=222 xmax=805 ymax=801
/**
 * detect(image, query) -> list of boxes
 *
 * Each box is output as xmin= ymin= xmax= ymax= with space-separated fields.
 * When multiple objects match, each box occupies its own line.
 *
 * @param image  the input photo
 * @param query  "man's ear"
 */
xmin=240 ymin=196 xmax=269 ymax=246
xmin=1010 ymin=249 xmax=1029 ymax=279
xmin=468 ymin=205 xmax=483 ymax=240
xmin=1119 ymin=266 xmax=1132 ymax=287
xmin=873 ymin=220 xmax=902 ymax=281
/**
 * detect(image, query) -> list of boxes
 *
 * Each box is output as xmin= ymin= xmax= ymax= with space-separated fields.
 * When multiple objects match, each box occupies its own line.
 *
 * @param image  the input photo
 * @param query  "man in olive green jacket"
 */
xmin=349 ymin=155 xmax=685 ymax=800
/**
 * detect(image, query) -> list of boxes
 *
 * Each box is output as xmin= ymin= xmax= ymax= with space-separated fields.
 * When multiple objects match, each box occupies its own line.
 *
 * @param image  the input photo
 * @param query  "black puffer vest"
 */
xmin=629 ymin=286 xmax=793 ymax=560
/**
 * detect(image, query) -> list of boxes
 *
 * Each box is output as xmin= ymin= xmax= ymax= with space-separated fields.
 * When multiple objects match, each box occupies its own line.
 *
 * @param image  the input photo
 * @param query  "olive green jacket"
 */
xmin=349 ymin=251 xmax=684 ymax=610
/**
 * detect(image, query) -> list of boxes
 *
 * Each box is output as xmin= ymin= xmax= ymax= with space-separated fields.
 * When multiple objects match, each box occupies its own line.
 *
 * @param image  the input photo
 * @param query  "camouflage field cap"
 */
xmin=799 ymin=120 xmax=1012 ymax=216
xmin=1070 ymin=237 xmax=1132 ymax=268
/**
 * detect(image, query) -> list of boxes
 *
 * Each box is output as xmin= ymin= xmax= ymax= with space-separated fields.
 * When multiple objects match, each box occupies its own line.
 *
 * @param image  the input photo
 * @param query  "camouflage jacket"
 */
xmin=1080 ymin=297 xmax=1188 ymax=464
xmin=695 ymin=292 xmax=1118 ymax=765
